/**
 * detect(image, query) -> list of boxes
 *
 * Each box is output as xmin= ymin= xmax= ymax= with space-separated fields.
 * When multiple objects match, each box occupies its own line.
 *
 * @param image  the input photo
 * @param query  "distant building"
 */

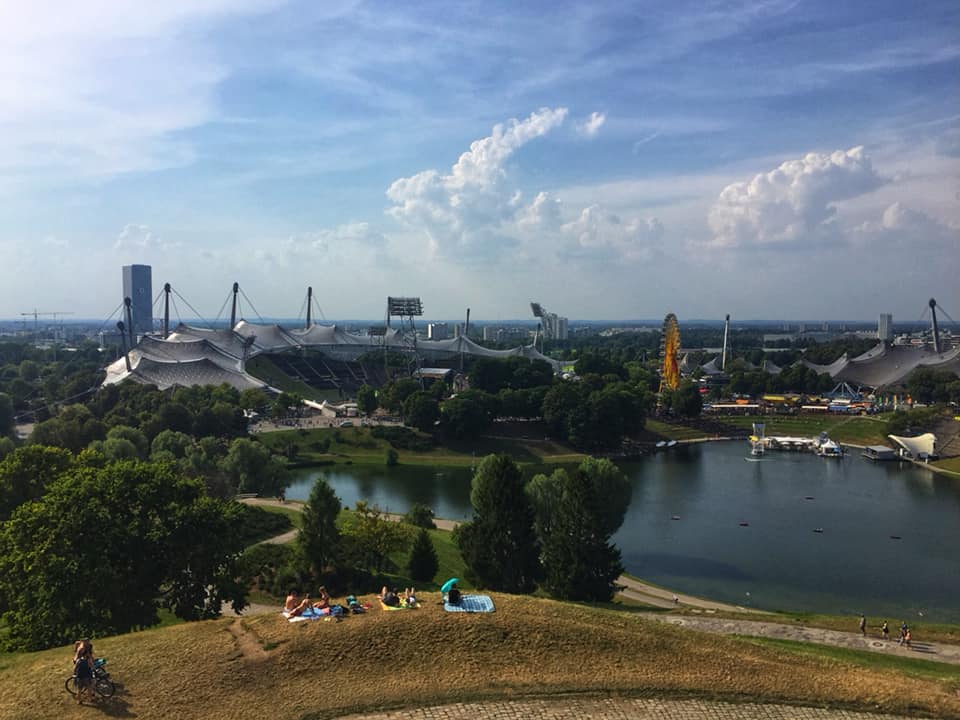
xmin=122 ymin=264 xmax=153 ymax=337
xmin=878 ymin=313 xmax=893 ymax=342
xmin=482 ymin=325 xmax=499 ymax=341
xmin=542 ymin=312 xmax=569 ymax=340
xmin=427 ymin=322 xmax=449 ymax=340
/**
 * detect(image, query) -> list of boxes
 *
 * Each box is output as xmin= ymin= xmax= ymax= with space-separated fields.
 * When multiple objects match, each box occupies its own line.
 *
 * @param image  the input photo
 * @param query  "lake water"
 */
xmin=285 ymin=442 xmax=960 ymax=621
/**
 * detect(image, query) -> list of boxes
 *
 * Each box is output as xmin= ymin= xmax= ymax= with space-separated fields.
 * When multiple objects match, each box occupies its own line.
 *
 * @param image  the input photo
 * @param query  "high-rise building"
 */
xmin=427 ymin=322 xmax=449 ymax=340
xmin=878 ymin=313 xmax=893 ymax=342
xmin=542 ymin=312 xmax=569 ymax=340
xmin=122 ymin=264 xmax=153 ymax=337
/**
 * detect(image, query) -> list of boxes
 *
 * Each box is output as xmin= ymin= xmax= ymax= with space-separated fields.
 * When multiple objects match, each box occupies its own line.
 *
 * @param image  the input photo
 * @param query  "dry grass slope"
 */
xmin=2 ymin=596 xmax=958 ymax=720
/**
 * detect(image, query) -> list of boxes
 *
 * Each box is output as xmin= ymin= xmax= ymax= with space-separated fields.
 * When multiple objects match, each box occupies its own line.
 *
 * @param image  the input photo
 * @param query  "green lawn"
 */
xmin=932 ymin=456 xmax=960 ymax=475
xmin=255 ymin=426 xmax=586 ymax=467
xmin=742 ymin=636 xmax=960 ymax=686
xmin=644 ymin=419 xmax=711 ymax=441
xmin=719 ymin=414 xmax=890 ymax=446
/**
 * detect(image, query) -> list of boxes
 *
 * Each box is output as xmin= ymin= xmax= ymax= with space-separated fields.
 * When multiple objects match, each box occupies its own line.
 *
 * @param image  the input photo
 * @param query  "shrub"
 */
xmin=385 ymin=448 xmax=399 ymax=466
xmin=370 ymin=425 xmax=434 ymax=451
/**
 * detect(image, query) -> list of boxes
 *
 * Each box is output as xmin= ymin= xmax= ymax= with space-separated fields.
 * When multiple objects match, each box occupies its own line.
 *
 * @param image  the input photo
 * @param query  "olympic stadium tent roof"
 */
xmin=803 ymin=343 xmax=960 ymax=388
xmin=102 ymin=320 xmax=560 ymax=390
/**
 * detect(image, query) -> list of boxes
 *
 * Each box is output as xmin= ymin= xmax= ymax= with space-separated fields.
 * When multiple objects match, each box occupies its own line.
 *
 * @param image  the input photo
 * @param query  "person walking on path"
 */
xmin=858 ymin=614 xmax=866 ymax=636
xmin=881 ymin=621 xmax=889 ymax=639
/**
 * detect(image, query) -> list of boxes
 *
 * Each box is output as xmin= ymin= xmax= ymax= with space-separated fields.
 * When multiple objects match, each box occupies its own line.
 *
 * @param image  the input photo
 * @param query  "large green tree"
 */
xmin=529 ymin=458 xmax=630 ymax=601
xmin=0 ymin=459 xmax=247 ymax=650
xmin=456 ymin=454 xmax=539 ymax=593
xmin=298 ymin=478 xmax=341 ymax=579
xmin=356 ymin=384 xmax=378 ymax=416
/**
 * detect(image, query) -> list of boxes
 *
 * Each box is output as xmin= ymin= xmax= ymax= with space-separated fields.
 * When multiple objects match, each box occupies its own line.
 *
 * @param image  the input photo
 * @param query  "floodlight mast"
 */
xmin=385 ymin=296 xmax=425 ymax=386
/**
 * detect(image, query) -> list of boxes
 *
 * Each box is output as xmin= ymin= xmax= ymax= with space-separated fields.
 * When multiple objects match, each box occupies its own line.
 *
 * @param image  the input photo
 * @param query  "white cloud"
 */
xmin=707 ymin=146 xmax=885 ymax=248
xmin=853 ymin=202 xmax=959 ymax=250
xmin=0 ymin=1 xmax=281 ymax=180
xmin=577 ymin=111 xmax=606 ymax=138
xmin=559 ymin=205 xmax=664 ymax=261
xmin=386 ymin=107 xmax=568 ymax=257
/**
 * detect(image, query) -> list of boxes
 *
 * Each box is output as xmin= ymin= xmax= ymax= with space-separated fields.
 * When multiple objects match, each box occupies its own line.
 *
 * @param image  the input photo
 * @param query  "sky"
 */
xmin=0 ymin=0 xmax=958 ymax=324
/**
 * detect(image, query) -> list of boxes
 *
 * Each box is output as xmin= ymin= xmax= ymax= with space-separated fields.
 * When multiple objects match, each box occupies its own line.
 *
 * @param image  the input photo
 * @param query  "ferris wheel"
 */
xmin=659 ymin=312 xmax=681 ymax=393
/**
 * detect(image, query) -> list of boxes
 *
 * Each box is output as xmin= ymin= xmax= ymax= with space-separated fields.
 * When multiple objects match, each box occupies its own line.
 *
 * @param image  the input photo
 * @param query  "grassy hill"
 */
xmin=3 ymin=596 xmax=958 ymax=720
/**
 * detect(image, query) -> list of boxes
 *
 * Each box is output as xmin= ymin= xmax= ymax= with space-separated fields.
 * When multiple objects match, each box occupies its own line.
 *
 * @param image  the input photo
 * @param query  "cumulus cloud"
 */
xmin=577 ymin=111 xmax=606 ymax=138
xmin=114 ymin=223 xmax=175 ymax=252
xmin=853 ymin=202 xmax=959 ymax=250
xmin=707 ymin=146 xmax=885 ymax=248
xmin=386 ymin=107 xmax=568 ymax=257
xmin=560 ymin=205 xmax=664 ymax=261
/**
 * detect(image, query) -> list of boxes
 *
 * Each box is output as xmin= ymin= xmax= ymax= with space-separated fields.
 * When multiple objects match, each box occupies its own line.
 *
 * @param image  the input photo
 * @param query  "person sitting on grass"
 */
xmin=444 ymin=582 xmax=461 ymax=605
xmin=380 ymin=586 xmax=401 ymax=607
xmin=285 ymin=589 xmax=312 ymax=616
xmin=312 ymin=586 xmax=330 ymax=610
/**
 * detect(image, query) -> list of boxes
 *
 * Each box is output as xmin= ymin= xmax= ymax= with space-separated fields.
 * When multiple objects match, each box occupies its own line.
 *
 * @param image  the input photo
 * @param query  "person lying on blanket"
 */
xmin=380 ymin=586 xmax=401 ymax=607
xmin=285 ymin=589 xmax=312 ymax=616
xmin=402 ymin=587 xmax=417 ymax=607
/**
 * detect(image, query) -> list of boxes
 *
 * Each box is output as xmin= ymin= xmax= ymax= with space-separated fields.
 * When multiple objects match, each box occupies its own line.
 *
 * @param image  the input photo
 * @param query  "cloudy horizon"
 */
xmin=1 ymin=0 xmax=957 ymax=323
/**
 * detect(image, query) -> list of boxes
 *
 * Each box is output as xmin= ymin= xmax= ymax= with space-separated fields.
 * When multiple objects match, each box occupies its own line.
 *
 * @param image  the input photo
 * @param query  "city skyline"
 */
xmin=0 ymin=1 xmax=957 ymax=321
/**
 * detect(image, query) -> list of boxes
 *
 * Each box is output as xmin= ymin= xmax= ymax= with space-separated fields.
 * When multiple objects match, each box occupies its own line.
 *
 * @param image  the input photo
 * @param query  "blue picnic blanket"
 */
xmin=444 ymin=594 xmax=495 ymax=613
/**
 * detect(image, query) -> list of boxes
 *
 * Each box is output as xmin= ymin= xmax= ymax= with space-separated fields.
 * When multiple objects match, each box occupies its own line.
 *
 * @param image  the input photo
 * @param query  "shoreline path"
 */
xmin=239 ymin=498 xmax=960 ymax=666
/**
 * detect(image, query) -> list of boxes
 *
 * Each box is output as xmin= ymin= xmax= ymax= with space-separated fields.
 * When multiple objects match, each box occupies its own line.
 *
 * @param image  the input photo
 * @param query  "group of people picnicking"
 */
xmin=862 ymin=615 xmax=912 ymax=648
xmin=283 ymin=580 xmax=463 ymax=617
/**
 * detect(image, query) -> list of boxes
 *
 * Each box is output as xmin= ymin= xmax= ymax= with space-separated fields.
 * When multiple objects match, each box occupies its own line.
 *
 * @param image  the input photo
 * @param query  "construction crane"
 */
xmin=20 ymin=310 xmax=74 ymax=332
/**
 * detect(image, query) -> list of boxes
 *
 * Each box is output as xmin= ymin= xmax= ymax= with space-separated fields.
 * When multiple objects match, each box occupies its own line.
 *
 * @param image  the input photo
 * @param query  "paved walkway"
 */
xmin=644 ymin=614 xmax=960 ymax=665
xmin=336 ymin=697 xmax=915 ymax=719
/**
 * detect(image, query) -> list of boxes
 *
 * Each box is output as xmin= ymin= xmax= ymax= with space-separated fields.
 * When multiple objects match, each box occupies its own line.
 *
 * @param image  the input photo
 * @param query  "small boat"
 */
xmin=655 ymin=441 xmax=667 ymax=449
xmin=738 ymin=521 xmax=749 ymax=527
xmin=666 ymin=440 xmax=678 ymax=448
xmin=671 ymin=515 xmax=681 ymax=520
xmin=889 ymin=535 xmax=902 ymax=540
xmin=804 ymin=496 xmax=815 ymax=501
xmin=813 ymin=528 xmax=824 ymax=533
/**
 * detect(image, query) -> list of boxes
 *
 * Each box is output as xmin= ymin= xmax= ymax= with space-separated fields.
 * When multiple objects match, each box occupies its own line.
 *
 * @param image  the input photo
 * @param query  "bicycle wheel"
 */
xmin=95 ymin=678 xmax=116 ymax=698
xmin=64 ymin=676 xmax=78 ymax=696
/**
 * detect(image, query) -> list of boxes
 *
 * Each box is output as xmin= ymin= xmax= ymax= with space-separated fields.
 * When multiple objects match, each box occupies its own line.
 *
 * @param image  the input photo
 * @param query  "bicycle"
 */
xmin=65 ymin=657 xmax=115 ymax=700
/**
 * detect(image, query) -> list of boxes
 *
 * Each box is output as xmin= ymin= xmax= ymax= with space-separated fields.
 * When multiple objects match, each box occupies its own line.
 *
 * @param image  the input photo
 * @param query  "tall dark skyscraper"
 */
xmin=122 ymin=264 xmax=153 ymax=337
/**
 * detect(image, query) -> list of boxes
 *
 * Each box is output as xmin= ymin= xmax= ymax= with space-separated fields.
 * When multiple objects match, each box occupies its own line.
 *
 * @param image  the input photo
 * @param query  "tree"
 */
xmin=151 ymin=430 xmax=193 ymax=459
xmin=339 ymin=501 xmax=413 ymax=572
xmin=298 ymin=478 xmax=341 ymax=579
xmin=407 ymin=528 xmax=439 ymax=582
xmin=530 ymin=458 xmax=630 ymax=602
xmin=403 ymin=391 xmax=439 ymax=432
xmin=0 ymin=445 xmax=74 ymax=521
xmin=0 ymin=392 xmax=13 ymax=437
xmin=404 ymin=502 xmax=436 ymax=529
xmin=380 ymin=378 xmax=420 ymax=414
xmin=106 ymin=425 xmax=150 ymax=458
xmin=441 ymin=390 xmax=497 ymax=439
xmin=220 ymin=438 xmax=288 ymax=496
xmin=670 ymin=380 xmax=703 ymax=417
xmin=0 ymin=459 xmax=247 ymax=650
xmin=385 ymin=448 xmax=399 ymax=466
xmin=456 ymin=454 xmax=539 ymax=593
xmin=356 ymin=384 xmax=378 ymax=416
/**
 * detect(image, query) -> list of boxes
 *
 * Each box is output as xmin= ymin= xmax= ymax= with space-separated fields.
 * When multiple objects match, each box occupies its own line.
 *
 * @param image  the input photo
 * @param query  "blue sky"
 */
xmin=0 ymin=0 xmax=957 ymax=322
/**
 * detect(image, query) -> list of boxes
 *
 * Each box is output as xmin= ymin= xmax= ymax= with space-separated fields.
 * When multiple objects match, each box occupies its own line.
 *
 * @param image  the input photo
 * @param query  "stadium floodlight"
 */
xmin=530 ymin=302 xmax=544 ymax=318
xmin=387 ymin=296 xmax=423 ymax=316
xmin=368 ymin=325 xmax=387 ymax=336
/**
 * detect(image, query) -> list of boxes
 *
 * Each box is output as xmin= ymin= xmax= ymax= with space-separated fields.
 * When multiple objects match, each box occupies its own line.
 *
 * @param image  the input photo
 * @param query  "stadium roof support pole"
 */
xmin=930 ymin=298 xmax=941 ymax=354
xmin=124 ymin=297 xmax=135 ymax=349
xmin=461 ymin=307 xmax=470 ymax=371
xmin=306 ymin=286 xmax=313 ymax=329
xmin=230 ymin=282 xmax=239 ymax=329
xmin=163 ymin=283 xmax=171 ymax=338
xmin=117 ymin=321 xmax=131 ymax=372
xmin=721 ymin=314 xmax=730 ymax=370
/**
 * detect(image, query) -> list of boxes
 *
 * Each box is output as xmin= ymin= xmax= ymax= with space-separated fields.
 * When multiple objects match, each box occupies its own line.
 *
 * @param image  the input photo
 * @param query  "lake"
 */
xmin=285 ymin=441 xmax=960 ymax=621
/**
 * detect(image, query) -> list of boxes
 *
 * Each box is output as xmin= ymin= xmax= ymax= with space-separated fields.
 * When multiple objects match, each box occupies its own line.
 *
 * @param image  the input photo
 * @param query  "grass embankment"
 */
xmin=932 ymin=456 xmax=960 ymax=475
xmin=4 ymin=596 xmax=959 ymax=720
xmin=256 ymin=426 xmax=587 ymax=468
xmin=644 ymin=419 xmax=712 ymax=441
xmin=719 ymin=414 xmax=890 ymax=446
